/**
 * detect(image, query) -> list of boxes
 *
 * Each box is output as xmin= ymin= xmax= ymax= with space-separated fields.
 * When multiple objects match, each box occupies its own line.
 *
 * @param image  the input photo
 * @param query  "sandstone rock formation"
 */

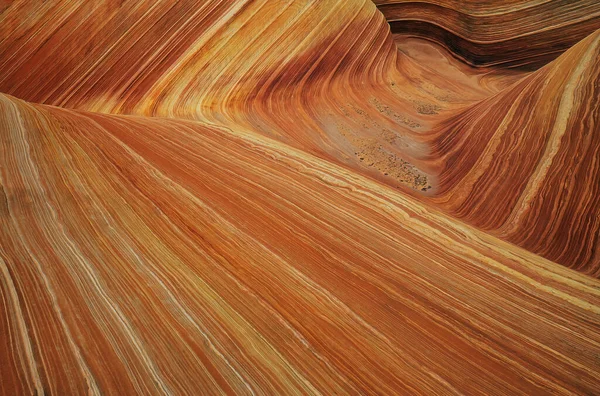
xmin=1 ymin=0 xmax=600 ymax=394
xmin=376 ymin=0 xmax=600 ymax=68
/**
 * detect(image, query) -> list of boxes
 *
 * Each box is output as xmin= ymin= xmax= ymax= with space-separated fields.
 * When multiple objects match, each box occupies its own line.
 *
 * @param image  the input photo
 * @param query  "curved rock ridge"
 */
xmin=0 ymin=0 xmax=530 ymax=192
xmin=0 ymin=0 xmax=397 ymax=114
xmin=425 ymin=30 xmax=600 ymax=275
xmin=375 ymin=0 xmax=600 ymax=68
xmin=0 ymin=0 xmax=471 ymax=202
xmin=1 ymin=92 xmax=600 ymax=394
xmin=0 ymin=1 xmax=432 ymax=183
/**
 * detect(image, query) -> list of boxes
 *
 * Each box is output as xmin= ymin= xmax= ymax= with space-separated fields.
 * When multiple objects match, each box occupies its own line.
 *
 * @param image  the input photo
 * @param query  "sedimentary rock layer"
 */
xmin=1 ymin=93 xmax=600 ymax=394
xmin=1 ymin=0 xmax=589 ymax=274
xmin=2 ymin=0 xmax=600 ymax=393
xmin=375 ymin=0 xmax=600 ymax=68
xmin=415 ymin=29 xmax=600 ymax=275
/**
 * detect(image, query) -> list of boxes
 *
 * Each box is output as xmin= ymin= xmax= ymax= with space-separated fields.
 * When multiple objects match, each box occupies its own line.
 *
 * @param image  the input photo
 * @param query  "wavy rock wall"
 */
xmin=375 ymin=0 xmax=600 ymax=68
xmin=2 ymin=0 xmax=600 ymax=393
xmin=427 ymin=31 xmax=600 ymax=275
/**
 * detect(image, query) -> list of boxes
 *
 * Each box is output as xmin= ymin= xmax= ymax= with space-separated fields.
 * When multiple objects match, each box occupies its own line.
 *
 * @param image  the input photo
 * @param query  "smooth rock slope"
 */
xmin=1 ymin=93 xmax=600 ymax=394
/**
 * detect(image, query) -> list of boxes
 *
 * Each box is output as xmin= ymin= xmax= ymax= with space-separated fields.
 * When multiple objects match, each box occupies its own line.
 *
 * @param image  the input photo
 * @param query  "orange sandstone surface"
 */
xmin=1 ymin=0 xmax=600 ymax=394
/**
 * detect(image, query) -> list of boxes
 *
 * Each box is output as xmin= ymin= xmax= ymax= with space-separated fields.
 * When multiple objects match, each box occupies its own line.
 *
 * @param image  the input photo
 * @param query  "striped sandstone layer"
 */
xmin=425 ymin=30 xmax=600 ymax=275
xmin=1 ymin=0 xmax=600 ymax=393
xmin=3 ymin=0 xmax=599 ymax=273
xmin=375 ymin=0 xmax=600 ymax=68
xmin=1 ymin=93 xmax=599 ymax=394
